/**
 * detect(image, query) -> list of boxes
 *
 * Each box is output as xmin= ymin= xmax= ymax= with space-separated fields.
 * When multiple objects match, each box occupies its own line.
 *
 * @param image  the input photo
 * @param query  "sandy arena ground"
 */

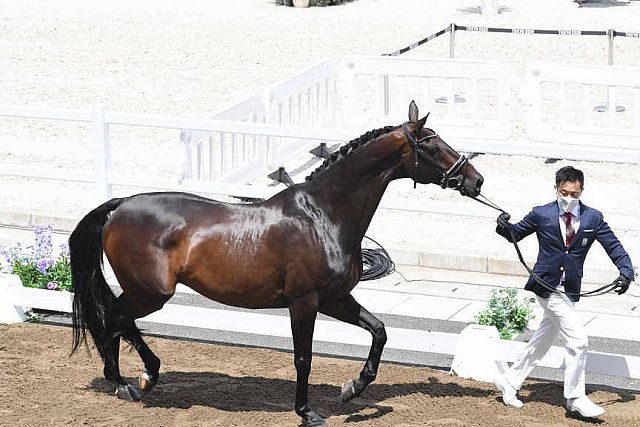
xmin=2 ymin=323 xmax=640 ymax=426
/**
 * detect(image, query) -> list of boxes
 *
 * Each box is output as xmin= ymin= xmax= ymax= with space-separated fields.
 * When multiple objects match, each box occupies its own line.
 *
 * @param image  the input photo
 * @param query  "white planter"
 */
xmin=450 ymin=324 xmax=507 ymax=383
xmin=293 ymin=0 xmax=310 ymax=7
xmin=0 ymin=273 xmax=27 ymax=323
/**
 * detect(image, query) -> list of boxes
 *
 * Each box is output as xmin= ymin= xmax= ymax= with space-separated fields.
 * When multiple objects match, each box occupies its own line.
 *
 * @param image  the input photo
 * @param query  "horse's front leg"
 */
xmin=319 ymin=294 xmax=387 ymax=402
xmin=288 ymin=293 xmax=325 ymax=427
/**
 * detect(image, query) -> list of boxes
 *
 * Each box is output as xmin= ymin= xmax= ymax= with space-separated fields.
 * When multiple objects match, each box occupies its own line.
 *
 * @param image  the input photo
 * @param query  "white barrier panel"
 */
xmin=180 ymin=94 xmax=268 ymax=183
xmin=340 ymin=56 xmax=514 ymax=141
xmin=264 ymin=60 xmax=340 ymax=170
xmin=527 ymin=62 xmax=640 ymax=149
xmin=3 ymin=280 xmax=640 ymax=382
xmin=481 ymin=0 xmax=499 ymax=16
xmin=180 ymin=61 xmax=341 ymax=183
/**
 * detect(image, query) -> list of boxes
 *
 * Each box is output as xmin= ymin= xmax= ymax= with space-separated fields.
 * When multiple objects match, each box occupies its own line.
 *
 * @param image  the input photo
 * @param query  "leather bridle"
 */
xmin=401 ymin=122 xmax=468 ymax=191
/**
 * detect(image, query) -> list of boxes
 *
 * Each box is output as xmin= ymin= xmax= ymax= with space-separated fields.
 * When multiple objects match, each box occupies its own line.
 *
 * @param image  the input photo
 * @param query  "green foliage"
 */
xmin=474 ymin=288 xmax=535 ymax=340
xmin=0 ymin=224 xmax=71 ymax=292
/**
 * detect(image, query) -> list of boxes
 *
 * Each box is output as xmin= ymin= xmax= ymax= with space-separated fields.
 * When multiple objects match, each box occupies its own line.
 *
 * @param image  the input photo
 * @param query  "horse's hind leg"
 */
xmin=104 ymin=293 xmax=167 ymax=400
xmin=319 ymin=294 xmax=387 ymax=402
xmin=124 ymin=328 xmax=161 ymax=396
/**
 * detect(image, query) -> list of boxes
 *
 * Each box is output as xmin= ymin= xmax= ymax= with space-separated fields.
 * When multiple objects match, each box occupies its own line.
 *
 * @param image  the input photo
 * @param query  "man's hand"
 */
xmin=497 ymin=212 xmax=512 ymax=229
xmin=614 ymin=274 xmax=631 ymax=295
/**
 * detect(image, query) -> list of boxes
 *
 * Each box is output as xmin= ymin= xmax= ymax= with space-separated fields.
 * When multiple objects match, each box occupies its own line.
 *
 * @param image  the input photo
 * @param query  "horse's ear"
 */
xmin=408 ymin=100 xmax=419 ymax=123
xmin=417 ymin=112 xmax=429 ymax=128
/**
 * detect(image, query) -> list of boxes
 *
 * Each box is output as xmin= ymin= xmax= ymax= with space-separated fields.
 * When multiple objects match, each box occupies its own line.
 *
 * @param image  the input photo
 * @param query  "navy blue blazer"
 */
xmin=497 ymin=201 xmax=634 ymax=301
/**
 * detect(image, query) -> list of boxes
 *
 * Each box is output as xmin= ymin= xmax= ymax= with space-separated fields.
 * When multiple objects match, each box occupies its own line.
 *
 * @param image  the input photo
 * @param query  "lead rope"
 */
xmin=471 ymin=194 xmax=618 ymax=298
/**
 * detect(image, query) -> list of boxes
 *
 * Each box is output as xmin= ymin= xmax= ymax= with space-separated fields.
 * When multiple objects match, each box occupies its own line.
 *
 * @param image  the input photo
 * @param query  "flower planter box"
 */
xmin=0 ymin=272 xmax=72 ymax=323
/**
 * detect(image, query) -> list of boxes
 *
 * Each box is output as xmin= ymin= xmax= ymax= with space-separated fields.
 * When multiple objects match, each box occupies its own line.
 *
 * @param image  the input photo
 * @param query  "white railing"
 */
xmin=178 ymin=57 xmax=640 ymax=186
xmin=180 ymin=61 xmax=341 ymax=184
xmin=0 ymin=104 xmax=358 ymax=203
xmin=341 ymin=56 xmax=515 ymax=142
xmin=2 ymin=273 xmax=640 ymax=382
xmin=265 ymin=60 xmax=340 ymax=170
xmin=180 ymin=94 xmax=268 ymax=183
xmin=1 ymin=103 xmax=639 ymax=229
xmin=527 ymin=62 xmax=640 ymax=148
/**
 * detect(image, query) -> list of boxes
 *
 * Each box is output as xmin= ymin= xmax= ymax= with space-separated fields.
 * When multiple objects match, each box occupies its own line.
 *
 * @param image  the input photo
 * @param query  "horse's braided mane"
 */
xmin=304 ymin=125 xmax=397 ymax=182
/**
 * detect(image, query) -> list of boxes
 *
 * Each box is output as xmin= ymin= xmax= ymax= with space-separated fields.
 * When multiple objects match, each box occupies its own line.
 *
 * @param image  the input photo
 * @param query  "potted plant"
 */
xmin=474 ymin=288 xmax=535 ymax=340
xmin=0 ymin=224 xmax=72 ymax=292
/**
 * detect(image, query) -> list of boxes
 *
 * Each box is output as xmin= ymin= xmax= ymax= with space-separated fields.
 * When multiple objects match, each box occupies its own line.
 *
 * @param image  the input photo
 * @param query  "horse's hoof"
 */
xmin=300 ymin=413 xmax=326 ymax=427
xmin=139 ymin=371 xmax=156 ymax=395
xmin=115 ymin=383 xmax=142 ymax=401
xmin=341 ymin=379 xmax=356 ymax=402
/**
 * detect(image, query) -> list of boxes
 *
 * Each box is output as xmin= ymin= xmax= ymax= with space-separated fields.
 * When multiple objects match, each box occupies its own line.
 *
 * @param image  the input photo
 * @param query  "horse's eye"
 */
xmin=420 ymin=142 xmax=439 ymax=155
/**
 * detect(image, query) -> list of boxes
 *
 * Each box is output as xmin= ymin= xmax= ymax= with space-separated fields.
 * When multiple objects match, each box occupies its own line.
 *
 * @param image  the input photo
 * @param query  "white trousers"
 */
xmin=504 ymin=292 xmax=588 ymax=399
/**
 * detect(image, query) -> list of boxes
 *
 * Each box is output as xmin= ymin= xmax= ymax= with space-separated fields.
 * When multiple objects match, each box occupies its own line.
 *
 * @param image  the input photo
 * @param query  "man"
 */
xmin=493 ymin=166 xmax=634 ymax=418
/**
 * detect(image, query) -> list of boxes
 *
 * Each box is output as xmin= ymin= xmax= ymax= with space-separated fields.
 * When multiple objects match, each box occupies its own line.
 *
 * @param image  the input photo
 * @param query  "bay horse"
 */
xmin=69 ymin=101 xmax=483 ymax=426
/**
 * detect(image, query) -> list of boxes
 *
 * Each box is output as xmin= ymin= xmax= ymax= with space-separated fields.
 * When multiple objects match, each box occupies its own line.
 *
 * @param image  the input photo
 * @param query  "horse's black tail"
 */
xmin=70 ymin=197 xmax=125 ymax=359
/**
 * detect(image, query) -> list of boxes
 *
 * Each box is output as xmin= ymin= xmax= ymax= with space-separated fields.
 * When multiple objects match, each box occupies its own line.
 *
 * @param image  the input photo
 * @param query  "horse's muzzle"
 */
xmin=461 ymin=176 xmax=483 ymax=197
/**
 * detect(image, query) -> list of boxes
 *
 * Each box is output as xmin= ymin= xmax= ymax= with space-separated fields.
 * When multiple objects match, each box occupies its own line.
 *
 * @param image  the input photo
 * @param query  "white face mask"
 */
xmin=558 ymin=195 xmax=579 ymax=213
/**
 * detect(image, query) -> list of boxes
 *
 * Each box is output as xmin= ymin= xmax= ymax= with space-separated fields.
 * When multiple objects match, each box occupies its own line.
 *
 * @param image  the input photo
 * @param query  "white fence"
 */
xmin=341 ymin=56 xmax=514 ymax=141
xmin=180 ymin=61 xmax=341 ymax=183
xmin=1 ymin=102 xmax=639 ymax=228
xmin=527 ymin=62 xmax=640 ymax=148
xmin=0 ymin=104 xmax=355 ymax=203
xmin=2 ymin=273 xmax=640 ymax=382
xmin=1 ymin=57 xmax=640 ymax=256
xmin=178 ymin=56 xmax=640 ymax=185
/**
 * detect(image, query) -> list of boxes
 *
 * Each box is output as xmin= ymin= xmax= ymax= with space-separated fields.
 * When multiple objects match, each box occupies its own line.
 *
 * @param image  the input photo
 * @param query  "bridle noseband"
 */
xmin=401 ymin=122 xmax=468 ymax=191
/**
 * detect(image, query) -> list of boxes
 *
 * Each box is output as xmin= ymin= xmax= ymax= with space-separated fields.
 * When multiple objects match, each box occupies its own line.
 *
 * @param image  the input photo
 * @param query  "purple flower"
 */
xmin=34 ymin=224 xmax=54 ymax=259
xmin=36 ymin=257 xmax=53 ymax=275
xmin=59 ymin=242 xmax=70 ymax=258
xmin=0 ymin=244 xmax=17 ymax=273
xmin=46 ymin=281 xmax=58 ymax=290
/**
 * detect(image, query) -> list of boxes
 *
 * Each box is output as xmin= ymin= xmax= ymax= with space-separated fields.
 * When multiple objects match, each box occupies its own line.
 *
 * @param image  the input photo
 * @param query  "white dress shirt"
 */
xmin=558 ymin=201 xmax=580 ymax=285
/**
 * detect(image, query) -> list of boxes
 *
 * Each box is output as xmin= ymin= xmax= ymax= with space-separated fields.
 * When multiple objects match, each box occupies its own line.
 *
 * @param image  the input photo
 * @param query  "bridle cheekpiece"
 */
xmin=401 ymin=122 xmax=468 ymax=191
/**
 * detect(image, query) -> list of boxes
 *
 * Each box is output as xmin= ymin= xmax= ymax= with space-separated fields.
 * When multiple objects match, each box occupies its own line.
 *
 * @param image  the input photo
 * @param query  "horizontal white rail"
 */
xmin=2 ymin=279 xmax=640 ymax=381
xmin=0 ymin=163 xmax=95 ymax=183
xmin=0 ymin=105 xmax=91 ymax=121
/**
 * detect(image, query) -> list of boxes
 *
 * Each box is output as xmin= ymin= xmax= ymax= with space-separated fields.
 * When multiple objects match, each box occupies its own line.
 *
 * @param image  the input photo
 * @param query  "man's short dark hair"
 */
xmin=556 ymin=166 xmax=584 ymax=189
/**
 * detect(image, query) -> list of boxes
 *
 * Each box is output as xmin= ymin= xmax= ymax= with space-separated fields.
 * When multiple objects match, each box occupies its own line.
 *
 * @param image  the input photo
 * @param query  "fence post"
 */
xmin=92 ymin=104 xmax=112 ymax=201
xmin=594 ymin=30 xmax=624 ymax=113
xmin=449 ymin=23 xmax=456 ymax=58
xmin=382 ymin=75 xmax=389 ymax=116
xmin=607 ymin=28 xmax=615 ymax=66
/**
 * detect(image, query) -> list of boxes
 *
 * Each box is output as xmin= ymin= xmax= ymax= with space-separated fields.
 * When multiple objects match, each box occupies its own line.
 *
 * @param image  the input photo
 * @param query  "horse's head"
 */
xmin=398 ymin=101 xmax=483 ymax=197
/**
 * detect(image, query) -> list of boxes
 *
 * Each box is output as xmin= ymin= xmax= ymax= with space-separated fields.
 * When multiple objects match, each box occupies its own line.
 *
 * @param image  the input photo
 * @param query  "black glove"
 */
xmin=614 ymin=274 xmax=631 ymax=295
xmin=497 ymin=212 xmax=512 ymax=229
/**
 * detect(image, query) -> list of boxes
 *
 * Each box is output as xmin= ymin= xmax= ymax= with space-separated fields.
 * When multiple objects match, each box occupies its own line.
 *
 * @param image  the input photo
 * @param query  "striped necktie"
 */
xmin=564 ymin=212 xmax=575 ymax=246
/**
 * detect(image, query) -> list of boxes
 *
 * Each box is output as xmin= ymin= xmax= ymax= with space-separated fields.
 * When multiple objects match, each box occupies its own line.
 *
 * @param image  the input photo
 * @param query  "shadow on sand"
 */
xmin=88 ymin=371 xmax=637 ymax=423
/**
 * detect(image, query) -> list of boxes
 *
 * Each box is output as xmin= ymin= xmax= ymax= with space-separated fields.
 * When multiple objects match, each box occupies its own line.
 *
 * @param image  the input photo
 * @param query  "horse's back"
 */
xmin=101 ymin=191 xmax=309 ymax=307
